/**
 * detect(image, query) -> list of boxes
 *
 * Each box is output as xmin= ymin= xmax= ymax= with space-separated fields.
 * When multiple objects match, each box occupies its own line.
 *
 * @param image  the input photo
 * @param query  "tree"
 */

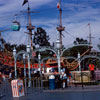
xmin=5 ymin=43 xmax=12 ymax=51
xmin=33 ymin=27 xmax=50 ymax=46
xmin=0 ymin=37 xmax=6 ymax=50
xmin=74 ymin=37 xmax=88 ymax=44
xmin=63 ymin=37 xmax=89 ymax=57
xmin=17 ymin=44 xmax=26 ymax=52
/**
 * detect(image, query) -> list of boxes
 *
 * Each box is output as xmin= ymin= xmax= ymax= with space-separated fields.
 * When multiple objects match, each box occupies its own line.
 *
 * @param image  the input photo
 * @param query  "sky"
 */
xmin=0 ymin=0 xmax=100 ymax=50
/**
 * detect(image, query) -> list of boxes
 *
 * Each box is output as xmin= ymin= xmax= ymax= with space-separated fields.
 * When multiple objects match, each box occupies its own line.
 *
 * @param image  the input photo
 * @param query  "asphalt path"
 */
xmin=0 ymin=80 xmax=100 ymax=100
xmin=1 ymin=89 xmax=100 ymax=100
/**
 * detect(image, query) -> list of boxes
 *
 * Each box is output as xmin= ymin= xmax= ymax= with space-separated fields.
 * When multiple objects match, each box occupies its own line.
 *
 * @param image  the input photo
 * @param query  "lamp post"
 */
xmin=38 ymin=52 xmax=41 ymax=76
xmin=13 ymin=47 xmax=17 ymax=79
xmin=26 ymin=44 xmax=31 ymax=87
xmin=23 ymin=54 xmax=27 ymax=91
xmin=38 ymin=52 xmax=43 ymax=89
xmin=56 ymin=39 xmax=61 ymax=74
xmin=78 ymin=52 xmax=81 ymax=71
xmin=78 ymin=52 xmax=83 ymax=88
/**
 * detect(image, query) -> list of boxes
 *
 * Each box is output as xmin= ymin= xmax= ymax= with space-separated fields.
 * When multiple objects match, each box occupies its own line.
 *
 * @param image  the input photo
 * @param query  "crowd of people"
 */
xmin=0 ymin=64 xmax=43 ymax=86
xmin=53 ymin=67 xmax=72 ymax=89
xmin=0 ymin=64 xmax=73 ymax=89
xmin=0 ymin=63 xmax=100 ymax=89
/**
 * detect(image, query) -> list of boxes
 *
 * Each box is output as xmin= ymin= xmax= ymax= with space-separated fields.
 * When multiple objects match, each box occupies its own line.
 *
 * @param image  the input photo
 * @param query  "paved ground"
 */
xmin=0 ymin=80 xmax=100 ymax=100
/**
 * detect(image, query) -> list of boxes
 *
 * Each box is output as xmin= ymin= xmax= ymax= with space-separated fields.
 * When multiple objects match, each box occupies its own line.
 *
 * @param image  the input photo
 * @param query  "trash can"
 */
xmin=49 ymin=75 xmax=55 ymax=90
xmin=11 ymin=79 xmax=24 ymax=97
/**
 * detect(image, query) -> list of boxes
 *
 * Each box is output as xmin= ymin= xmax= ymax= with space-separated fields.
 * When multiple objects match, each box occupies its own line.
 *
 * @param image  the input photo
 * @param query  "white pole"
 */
xmin=26 ymin=44 xmax=31 ymax=87
xmin=13 ymin=47 xmax=17 ymax=79
xmin=28 ymin=53 xmax=31 ymax=87
xmin=56 ymin=39 xmax=61 ymax=74
xmin=14 ymin=57 xmax=17 ymax=79
xmin=38 ymin=53 xmax=41 ymax=76
xmin=78 ymin=52 xmax=81 ymax=71
xmin=57 ymin=49 xmax=61 ymax=74
xmin=23 ymin=54 xmax=27 ymax=91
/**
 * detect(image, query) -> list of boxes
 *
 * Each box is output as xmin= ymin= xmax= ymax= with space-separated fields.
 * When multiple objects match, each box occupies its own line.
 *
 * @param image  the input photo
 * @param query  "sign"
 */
xmin=11 ymin=79 xmax=24 ymax=97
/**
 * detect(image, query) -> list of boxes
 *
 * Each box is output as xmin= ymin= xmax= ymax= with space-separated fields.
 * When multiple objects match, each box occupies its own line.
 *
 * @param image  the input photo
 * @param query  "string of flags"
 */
xmin=22 ymin=0 xmax=28 ymax=6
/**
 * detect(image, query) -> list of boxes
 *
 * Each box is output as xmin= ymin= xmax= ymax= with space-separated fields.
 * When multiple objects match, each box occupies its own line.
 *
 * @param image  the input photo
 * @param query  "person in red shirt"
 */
xmin=89 ymin=64 xmax=95 ymax=80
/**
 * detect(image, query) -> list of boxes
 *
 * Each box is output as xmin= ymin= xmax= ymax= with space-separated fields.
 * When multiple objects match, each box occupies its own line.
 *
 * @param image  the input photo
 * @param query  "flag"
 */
xmin=22 ymin=0 xmax=28 ymax=6
xmin=57 ymin=2 xmax=60 ymax=9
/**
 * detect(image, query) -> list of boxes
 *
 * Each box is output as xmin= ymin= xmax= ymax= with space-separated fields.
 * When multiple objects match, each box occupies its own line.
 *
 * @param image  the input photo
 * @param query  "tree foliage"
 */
xmin=74 ymin=37 xmax=88 ymax=44
xmin=63 ymin=37 xmax=89 ymax=57
xmin=16 ymin=44 xmax=26 ymax=52
xmin=3 ymin=42 xmax=26 ymax=52
xmin=33 ymin=27 xmax=50 ymax=46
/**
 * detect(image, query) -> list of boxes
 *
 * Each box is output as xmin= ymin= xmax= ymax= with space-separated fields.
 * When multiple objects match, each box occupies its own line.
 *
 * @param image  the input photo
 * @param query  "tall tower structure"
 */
xmin=88 ymin=23 xmax=92 ymax=46
xmin=22 ymin=0 xmax=35 ymax=51
xmin=56 ymin=0 xmax=65 ymax=51
xmin=26 ymin=2 xmax=35 ymax=51
xmin=88 ymin=23 xmax=94 ymax=49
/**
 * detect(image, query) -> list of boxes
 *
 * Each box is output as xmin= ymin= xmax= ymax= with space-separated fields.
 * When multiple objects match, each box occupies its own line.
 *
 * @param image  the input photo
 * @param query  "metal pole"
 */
xmin=38 ymin=53 xmax=43 ymax=89
xmin=14 ymin=57 xmax=17 ymax=79
xmin=81 ymin=68 xmax=84 ymax=89
xmin=38 ymin=53 xmax=41 ymax=76
xmin=88 ymin=23 xmax=92 ymax=46
xmin=28 ymin=53 xmax=31 ymax=87
xmin=78 ymin=52 xmax=81 ymax=71
xmin=77 ymin=53 xmax=83 ymax=88
xmin=13 ymin=47 xmax=17 ymax=79
xmin=23 ymin=55 xmax=27 ymax=93
xmin=24 ymin=63 xmax=26 ymax=87
xmin=57 ymin=49 xmax=61 ymax=74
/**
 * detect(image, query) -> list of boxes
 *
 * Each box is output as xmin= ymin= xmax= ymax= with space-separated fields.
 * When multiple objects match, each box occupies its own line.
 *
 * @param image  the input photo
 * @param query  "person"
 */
xmin=9 ymin=71 xmax=12 ymax=82
xmin=55 ymin=74 xmax=60 ymax=89
xmin=54 ymin=69 xmax=58 ymax=75
xmin=67 ymin=71 xmax=72 ymax=87
xmin=2 ymin=73 xmax=6 ymax=82
xmin=89 ymin=64 xmax=95 ymax=80
xmin=60 ymin=70 xmax=67 ymax=89
xmin=0 ymin=72 xmax=2 ymax=84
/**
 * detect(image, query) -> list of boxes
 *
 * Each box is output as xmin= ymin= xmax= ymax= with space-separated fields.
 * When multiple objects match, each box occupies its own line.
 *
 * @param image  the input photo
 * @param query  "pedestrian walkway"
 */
xmin=44 ymin=85 xmax=100 ymax=92
xmin=0 ymin=79 xmax=100 ymax=100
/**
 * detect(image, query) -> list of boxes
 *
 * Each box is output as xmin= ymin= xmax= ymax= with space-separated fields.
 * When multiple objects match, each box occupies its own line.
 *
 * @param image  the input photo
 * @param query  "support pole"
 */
xmin=38 ymin=53 xmax=41 ymax=76
xmin=57 ymin=49 xmax=61 ymax=74
xmin=14 ymin=57 xmax=17 ymax=79
xmin=23 ymin=54 xmax=27 ymax=94
xmin=56 ymin=0 xmax=65 ymax=52
xmin=28 ymin=53 xmax=31 ymax=87
xmin=78 ymin=52 xmax=81 ymax=71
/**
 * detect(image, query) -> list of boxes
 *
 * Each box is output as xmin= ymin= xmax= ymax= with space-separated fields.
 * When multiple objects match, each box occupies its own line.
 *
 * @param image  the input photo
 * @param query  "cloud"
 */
xmin=0 ymin=0 xmax=100 ymax=51
xmin=0 ymin=0 xmax=54 ymax=14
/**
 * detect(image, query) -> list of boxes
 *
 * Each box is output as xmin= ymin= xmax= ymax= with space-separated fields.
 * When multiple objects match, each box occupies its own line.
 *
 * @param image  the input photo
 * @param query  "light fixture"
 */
xmin=13 ymin=47 xmax=16 ymax=57
xmin=26 ymin=44 xmax=31 ymax=53
xmin=56 ymin=39 xmax=61 ymax=49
